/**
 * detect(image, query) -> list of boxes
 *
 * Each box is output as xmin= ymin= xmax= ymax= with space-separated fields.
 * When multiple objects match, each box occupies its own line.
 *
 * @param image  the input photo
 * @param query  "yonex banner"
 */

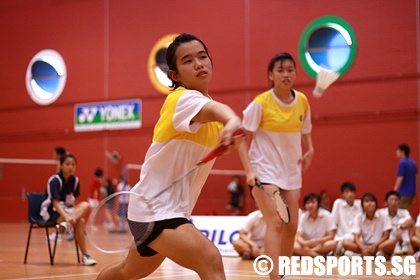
xmin=74 ymin=99 xmax=141 ymax=132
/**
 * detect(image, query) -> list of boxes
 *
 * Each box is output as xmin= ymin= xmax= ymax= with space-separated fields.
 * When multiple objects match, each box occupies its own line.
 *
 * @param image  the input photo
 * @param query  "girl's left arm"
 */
xmin=300 ymin=133 xmax=314 ymax=172
xmin=192 ymin=100 xmax=243 ymax=146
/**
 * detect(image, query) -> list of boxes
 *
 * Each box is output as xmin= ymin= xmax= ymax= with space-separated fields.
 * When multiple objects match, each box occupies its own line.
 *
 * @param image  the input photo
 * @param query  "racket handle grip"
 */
xmin=200 ymin=129 xmax=246 ymax=164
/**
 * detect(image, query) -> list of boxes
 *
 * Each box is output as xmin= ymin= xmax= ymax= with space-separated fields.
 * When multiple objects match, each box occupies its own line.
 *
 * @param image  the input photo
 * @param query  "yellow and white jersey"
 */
xmin=128 ymin=87 xmax=222 ymax=222
xmin=243 ymin=89 xmax=312 ymax=190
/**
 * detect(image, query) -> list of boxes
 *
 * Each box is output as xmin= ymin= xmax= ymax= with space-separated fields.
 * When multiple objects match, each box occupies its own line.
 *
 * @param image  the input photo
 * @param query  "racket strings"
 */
xmin=129 ymin=220 xmax=155 ymax=247
xmin=273 ymin=191 xmax=290 ymax=224
xmin=87 ymin=193 xmax=133 ymax=253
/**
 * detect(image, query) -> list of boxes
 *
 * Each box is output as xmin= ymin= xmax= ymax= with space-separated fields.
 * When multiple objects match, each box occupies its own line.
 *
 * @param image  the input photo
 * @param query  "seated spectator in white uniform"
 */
xmin=378 ymin=190 xmax=414 ymax=255
xmin=294 ymin=193 xmax=336 ymax=257
xmin=343 ymin=193 xmax=397 ymax=260
xmin=331 ymin=181 xmax=362 ymax=255
xmin=232 ymin=209 xmax=266 ymax=260
xmin=411 ymin=213 xmax=420 ymax=260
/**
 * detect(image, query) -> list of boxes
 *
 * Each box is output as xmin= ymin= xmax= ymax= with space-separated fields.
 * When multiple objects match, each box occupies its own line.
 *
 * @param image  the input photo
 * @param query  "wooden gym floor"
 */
xmin=0 ymin=223 xmax=419 ymax=279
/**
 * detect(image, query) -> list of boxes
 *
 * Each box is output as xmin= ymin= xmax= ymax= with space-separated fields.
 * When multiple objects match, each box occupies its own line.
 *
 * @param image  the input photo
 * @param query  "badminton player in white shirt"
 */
xmin=238 ymin=52 xmax=314 ymax=280
xmin=96 ymin=33 xmax=244 ymax=280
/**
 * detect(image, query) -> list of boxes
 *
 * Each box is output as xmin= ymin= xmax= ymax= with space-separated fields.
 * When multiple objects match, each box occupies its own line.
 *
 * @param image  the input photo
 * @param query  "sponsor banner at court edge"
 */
xmin=191 ymin=215 xmax=246 ymax=257
xmin=74 ymin=99 xmax=141 ymax=132
xmin=254 ymin=255 xmax=417 ymax=277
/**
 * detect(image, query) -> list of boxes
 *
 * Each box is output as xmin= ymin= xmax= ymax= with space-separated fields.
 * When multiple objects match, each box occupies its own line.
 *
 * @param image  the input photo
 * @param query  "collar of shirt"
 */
xmin=361 ymin=210 xmax=381 ymax=222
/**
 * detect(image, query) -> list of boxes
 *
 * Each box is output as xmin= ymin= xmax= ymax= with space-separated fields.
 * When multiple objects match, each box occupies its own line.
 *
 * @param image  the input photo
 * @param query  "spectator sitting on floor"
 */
xmin=293 ymin=193 xmax=337 ymax=257
xmin=232 ymin=209 xmax=266 ymax=260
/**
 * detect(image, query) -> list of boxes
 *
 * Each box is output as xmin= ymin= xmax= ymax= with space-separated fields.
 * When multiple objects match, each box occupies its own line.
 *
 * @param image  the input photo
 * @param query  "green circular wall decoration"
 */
xmin=299 ymin=16 xmax=357 ymax=79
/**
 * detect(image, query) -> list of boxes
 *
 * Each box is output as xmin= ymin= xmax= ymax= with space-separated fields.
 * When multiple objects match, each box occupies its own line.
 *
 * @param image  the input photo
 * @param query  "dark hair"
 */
xmin=267 ymin=52 xmax=296 ymax=73
xmin=166 ymin=33 xmax=211 ymax=90
xmin=303 ymin=192 xmax=320 ymax=206
xmin=267 ymin=52 xmax=296 ymax=87
xmin=398 ymin=143 xmax=410 ymax=157
xmin=94 ymin=168 xmax=103 ymax=177
xmin=361 ymin=192 xmax=377 ymax=210
xmin=54 ymin=146 xmax=66 ymax=156
xmin=385 ymin=190 xmax=401 ymax=201
xmin=340 ymin=181 xmax=356 ymax=193
xmin=60 ymin=153 xmax=76 ymax=165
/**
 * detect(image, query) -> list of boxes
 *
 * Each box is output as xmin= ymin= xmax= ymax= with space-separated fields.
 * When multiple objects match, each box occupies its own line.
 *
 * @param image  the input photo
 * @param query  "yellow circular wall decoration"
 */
xmin=147 ymin=33 xmax=179 ymax=95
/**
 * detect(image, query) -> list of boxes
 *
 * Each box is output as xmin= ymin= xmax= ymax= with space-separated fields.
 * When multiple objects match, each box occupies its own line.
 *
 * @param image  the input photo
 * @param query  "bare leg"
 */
xmin=232 ymin=239 xmax=252 ymax=259
xmin=278 ymin=189 xmax=299 ymax=257
xmin=149 ymin=223 xmax=225 ymax=280
xmin=74 ymin=218 xmax=89 ymax=254
xmin=378 ymin=239 xmax=398 ymax=257
xmin=294 ymin=241 xmax=319 ymax=257
xmin=252 ymin=185 xmax=299 ymax=280
xmin=343 ymin=240 xmax=361 ymax=254
xmin=56 ymin=202 xmax=91 ymax=254
xmin=314 ymin=240 xmax=337 ymax=255
xmin=97 ymin=223 xmax=225 ymax=280
xmin=96 ymin=244 xmax=165 ymax=280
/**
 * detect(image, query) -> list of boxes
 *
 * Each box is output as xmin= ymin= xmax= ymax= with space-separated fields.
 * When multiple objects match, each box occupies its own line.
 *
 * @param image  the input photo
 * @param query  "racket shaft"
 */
xmin=200 ymin=129 xmax=246 ymax=163
xmin=254 ymin=179 xmax=273 ymax=198
xmin=255 ymin=179 xmax=290 ymax=223
xmin=150 ymin=164 xmax=201 ymax=199
xmin=150 ymin=129 xmax=246 ymax=200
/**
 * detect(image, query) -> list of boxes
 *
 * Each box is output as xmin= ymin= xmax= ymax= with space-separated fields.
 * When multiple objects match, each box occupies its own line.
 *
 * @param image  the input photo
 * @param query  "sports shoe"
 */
xmin=344 ymin=250 xmax=360 ymax=257
xmin=241 ymin=252 xmax=251 ymax=260
xmin=335 ymin=247 xmax=345 ymax=257
xmin=412 ymin=250 xmax=420 ymax=261
xmin=56 ymin=222 xmax=70 ymax=235
xmin=375 ymin=250 xmax=389 ymax=260
xmin=81 ymin=254 xmax=97 ymax=266
xmin=45 ymin=232 xmax=62 ymax=242
xmin=65 ymin=228 xmax=75 ymax=241
xmin=394 ymin=242 xmax=408 ymax=255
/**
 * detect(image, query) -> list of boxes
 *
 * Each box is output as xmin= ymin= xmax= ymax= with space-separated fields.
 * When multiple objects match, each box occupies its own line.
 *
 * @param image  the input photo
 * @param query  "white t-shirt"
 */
xmin=128 ymin=88 xmax=222 ymax=223
xmin=242 ymin=210 xmax=266 ymax=247
xmin=353 ymin=211 xmax=393 ymax=244
xmin=242 ymin=89 xmax=311 ymax=190
xmin=298 ymin=208 xmax=336 ymax=240
xmin=378 ymin=207 xmax=412 ymax=242
xmin=331 ymin=198 xmax=362 ymax=241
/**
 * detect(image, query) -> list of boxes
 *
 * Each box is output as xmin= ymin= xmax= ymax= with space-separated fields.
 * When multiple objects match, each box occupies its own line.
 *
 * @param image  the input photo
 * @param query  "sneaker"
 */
xmin=81 ymin=254 xmax=97 ymax=266
xmin=413 ymin=250 xmax=420 ymax=261
xmin=335 ymin=247 xmax=345 ymax=257
xmin=65 ymin=228 xmax=75 ymax=241
xmin=398 ymin=243 xmax=409 ymax=255
xmin=241 ymin=252 xmax=251 ymax=260
xmin=376 ymin=250 xmax=386 ymax=257
xmin=344 ymin=250 xmax=360 ymax=257
xmin=375 ymin=250 xmax=390 ymax=260
xmin=45 ymin=232 xmax=62 ymax=242
xmin=56 ymin=222 xmax=69 ymax=235
xmin=324 ymin=250 xmax=334 ymax=257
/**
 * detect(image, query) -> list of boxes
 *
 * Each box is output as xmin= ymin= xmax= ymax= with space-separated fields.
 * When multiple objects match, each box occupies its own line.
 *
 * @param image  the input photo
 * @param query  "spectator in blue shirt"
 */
xmin=393 ymin=144 xmax=418 ymax=210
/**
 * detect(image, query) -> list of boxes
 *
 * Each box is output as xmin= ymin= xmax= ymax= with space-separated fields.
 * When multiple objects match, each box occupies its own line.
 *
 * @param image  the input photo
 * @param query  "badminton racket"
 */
xmin=150 ymin=128 xmax=246 ymax=199
xmin=86 ymin=191 xmax=138 ymax=253
xmin=313 ymin=65 xmax=340 ymax=98
xmin=87 ymin=129 xmax=246 ymax=253
xmin=254 ymin=179 xmax=290 ymax=224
